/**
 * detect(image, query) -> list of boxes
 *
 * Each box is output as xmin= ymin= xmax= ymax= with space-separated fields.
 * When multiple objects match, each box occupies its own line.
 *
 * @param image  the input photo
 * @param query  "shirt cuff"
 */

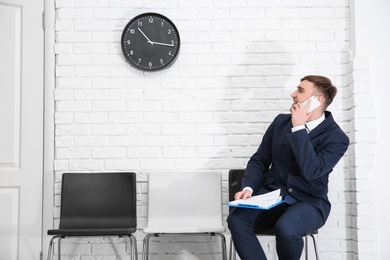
xmin=291 ymin=125 xmax=305 ymax=133
xmin=242 ymin=187 xmax=253 ymax=194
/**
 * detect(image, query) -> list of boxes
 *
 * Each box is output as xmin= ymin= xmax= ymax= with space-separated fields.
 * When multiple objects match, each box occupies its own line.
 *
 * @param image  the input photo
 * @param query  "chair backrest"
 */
xmin=228 ymin=169 xmax=246 ymax=202
xmin=228 ymin=168 xmax=270 ymax=202
xmin=144 ymin=171 xmax=225 ymax=233
xmin=59 ymin=172 xmax=137 ymax=230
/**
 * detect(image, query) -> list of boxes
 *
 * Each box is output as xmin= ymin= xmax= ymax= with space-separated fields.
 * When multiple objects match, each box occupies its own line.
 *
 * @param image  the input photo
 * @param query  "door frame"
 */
xmin=42 ymin=0 xmax=55 ymax=258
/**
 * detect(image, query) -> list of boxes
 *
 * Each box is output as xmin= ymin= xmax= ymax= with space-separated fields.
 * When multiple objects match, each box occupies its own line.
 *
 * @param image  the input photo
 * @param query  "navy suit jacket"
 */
xmin=242 ymin=111 xmax=349 ymax=222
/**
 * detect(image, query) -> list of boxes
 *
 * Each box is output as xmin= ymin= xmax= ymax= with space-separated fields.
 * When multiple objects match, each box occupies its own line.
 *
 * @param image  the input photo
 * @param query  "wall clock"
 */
xmin=121 ymin=13 xmax=181 ymax=72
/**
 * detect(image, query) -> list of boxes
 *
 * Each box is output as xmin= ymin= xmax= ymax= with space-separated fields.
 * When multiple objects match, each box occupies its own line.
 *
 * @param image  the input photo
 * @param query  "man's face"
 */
xmin=290 ymin=80 xmax=315 ymax=104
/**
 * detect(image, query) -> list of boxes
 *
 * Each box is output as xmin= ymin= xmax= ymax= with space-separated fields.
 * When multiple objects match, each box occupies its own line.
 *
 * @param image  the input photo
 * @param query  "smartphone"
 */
xmin=301 ymin=95 xmax=321 ymax=113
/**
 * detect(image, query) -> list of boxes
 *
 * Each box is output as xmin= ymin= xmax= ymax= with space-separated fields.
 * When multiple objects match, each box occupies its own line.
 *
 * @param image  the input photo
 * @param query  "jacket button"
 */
xmin=288 ymin=188 xmax=293 ymax=193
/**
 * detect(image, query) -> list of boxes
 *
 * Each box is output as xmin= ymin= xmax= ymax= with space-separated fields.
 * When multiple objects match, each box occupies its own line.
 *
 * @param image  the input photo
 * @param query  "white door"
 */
xmin=0 ymin=0 xmax=44 ymax=259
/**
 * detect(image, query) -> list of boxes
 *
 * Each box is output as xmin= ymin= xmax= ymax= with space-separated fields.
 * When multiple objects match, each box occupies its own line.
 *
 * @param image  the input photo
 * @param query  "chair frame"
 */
xmin=142 ymin=171 xmax=227 ymax=260
xmin=47 ymin=234 xmax=138 ymax=260
xmin=228 ymin=229 xmax=318 ymax=260
xmin=46 ymin=172 xmax=138 ymax=260
xmin=143 ymin=233 xmax=227 ymax=260
xmin=228 ymin=169 xmax=319 ymax=260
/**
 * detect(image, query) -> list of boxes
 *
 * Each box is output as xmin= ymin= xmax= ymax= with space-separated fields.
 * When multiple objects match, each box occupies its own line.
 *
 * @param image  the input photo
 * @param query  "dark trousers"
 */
xmin=227 ymin=202 xmax=324 ymax=260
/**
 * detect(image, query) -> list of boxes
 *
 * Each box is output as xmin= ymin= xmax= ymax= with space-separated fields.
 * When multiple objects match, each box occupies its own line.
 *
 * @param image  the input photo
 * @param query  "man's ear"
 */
xmin=317 ymin=95 xmax=325 ymax=104
xmin=317 ymin=95 xmax=328 ymax=110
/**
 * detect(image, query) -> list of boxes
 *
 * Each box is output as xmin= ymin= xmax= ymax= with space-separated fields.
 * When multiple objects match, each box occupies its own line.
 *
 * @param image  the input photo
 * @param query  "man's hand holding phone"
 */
xmin=290 ymin=95 xmax=321 ymax=127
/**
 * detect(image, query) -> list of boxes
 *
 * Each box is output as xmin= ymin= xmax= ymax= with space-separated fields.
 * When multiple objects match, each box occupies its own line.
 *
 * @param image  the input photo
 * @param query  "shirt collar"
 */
xmin=305 ymin=113 xmax=325 ymax=132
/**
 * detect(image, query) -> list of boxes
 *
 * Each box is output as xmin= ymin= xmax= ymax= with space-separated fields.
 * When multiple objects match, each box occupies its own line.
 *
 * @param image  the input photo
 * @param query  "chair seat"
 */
xmin=48 ymin=227 xmax=137 ymax=236
xmin=255 ymin=228 xmax=318 ymax=236
xmin=144 ymin=226 xmax=226 ymax=234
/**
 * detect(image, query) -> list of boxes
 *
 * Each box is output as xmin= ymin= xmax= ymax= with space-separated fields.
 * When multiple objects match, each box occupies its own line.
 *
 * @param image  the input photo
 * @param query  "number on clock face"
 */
xmin=121 ymin=13 xmax=180 ymax=71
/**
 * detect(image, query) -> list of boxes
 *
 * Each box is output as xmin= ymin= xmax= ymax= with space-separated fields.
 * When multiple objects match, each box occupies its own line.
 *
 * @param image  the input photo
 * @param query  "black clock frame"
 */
xmin=121 ymin=13 xmax=180 ymax=72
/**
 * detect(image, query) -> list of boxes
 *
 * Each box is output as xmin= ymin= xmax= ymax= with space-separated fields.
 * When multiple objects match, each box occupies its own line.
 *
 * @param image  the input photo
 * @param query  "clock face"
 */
xmin=121 ymin=13 xmax=180 ymax=71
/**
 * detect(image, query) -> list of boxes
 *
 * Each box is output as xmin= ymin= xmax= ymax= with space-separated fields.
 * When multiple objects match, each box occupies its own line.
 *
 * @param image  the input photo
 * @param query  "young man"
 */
xmin=227 ymin=75 xmax=349 ymax=260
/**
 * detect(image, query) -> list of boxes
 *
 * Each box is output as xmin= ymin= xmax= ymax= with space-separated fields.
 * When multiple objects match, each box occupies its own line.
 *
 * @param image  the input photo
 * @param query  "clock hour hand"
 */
xmin=137 ymin=28 xmax=153 ymax=45
xmin=149 ymin=41 xmax=174 ymax=47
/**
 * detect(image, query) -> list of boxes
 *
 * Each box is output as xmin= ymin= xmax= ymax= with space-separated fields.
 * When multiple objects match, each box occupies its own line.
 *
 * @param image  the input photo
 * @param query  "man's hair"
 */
xmin=301 ymin=75 xmax=337 ymax=107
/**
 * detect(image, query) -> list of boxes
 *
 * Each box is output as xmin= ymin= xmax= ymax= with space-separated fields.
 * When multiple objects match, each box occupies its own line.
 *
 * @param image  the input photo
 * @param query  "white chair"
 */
xmin=142 ymin=171 xmax=227 ymax=260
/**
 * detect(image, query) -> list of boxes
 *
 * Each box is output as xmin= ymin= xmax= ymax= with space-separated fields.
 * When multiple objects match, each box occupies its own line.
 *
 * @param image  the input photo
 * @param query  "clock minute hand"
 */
xmin=137 ymin=28 xmax=153 ymax=45
xmin=149 ymin=41 xmax=174 ymax=47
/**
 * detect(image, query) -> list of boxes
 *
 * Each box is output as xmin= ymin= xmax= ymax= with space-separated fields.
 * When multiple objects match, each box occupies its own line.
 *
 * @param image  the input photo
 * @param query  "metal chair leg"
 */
xmin=305 ymin=234 xmax=319 ymax=260
xmin=228 ymin=237 xmax=232 ymax=260
xmin=229 ymin=236 xmax=236 ymax=260
xmin=130 ymin=235 xmax=139 ymax=260
xmin=310 ymin=234 xmax=319 ymax=260
xmin=47 ymin=236 xmax=62 ymax=260
xmin=124 ymin=234 xmax=138 ymax=260
xmin=305 ymin=235 xmax=309 ymax=260
xmin=213 ymin=233 xmax=227 ymax=260
xmin=47 ymin=236 xmax=60 ymax=260
xmin=58 ymin=237 xmax=62 ymax=260
xmin=142 ymin=234 xmax=153 ymax=260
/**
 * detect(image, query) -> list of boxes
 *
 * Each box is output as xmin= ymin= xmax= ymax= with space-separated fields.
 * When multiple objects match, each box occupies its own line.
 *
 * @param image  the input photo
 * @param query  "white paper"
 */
xmin=228 ymin=189 xmax=282 ymax=209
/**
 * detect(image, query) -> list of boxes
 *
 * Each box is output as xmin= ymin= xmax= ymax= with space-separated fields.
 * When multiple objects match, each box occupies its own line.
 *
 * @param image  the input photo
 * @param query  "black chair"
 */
xmin=228 ymin=169 xmax=319 ymax=260
xmin=47 ymin=172 xmax=138 ymax=260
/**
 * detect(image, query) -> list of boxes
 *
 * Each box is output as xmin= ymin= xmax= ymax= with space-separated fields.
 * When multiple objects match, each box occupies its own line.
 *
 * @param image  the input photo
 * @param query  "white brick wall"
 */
xmin=52 ymin=0 xmax=374 ymax=259
xmin=346 ymin=56 xmax=377 ymax=260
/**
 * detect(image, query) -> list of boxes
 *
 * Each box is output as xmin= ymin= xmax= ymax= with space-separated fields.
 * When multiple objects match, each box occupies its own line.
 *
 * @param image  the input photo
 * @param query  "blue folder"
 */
xmin=226 ymin=199 xmax=285 ymax=210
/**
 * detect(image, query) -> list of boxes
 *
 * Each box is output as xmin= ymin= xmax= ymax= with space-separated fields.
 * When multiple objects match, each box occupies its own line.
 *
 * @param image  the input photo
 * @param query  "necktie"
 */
xmin=305 ymin=124 xmax=310 ymax=133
